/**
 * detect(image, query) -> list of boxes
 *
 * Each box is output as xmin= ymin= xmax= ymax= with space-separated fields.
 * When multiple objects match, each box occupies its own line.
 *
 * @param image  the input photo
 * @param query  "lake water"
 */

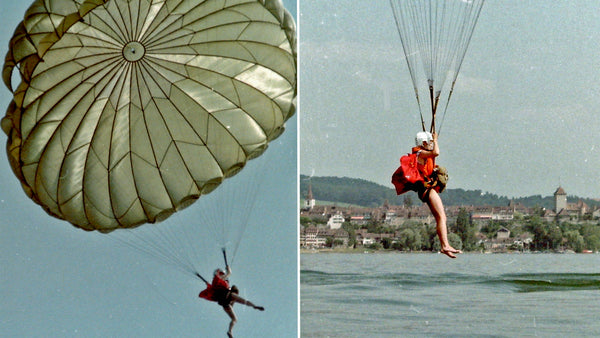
xmin=301 ymin=253 xmax=600 ymax=337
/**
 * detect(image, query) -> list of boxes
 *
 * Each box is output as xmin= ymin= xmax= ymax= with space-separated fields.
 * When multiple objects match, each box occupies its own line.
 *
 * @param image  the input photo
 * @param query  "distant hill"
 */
xmin=299 ymin=175 xmax=600 ymax=210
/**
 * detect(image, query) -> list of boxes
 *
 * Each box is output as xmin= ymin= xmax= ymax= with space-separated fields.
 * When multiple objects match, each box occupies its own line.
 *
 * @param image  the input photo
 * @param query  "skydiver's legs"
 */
xmin=230 ymin=293 xmax=265 ymax=311
xmin=426 ymin=189 xmax=462 ymax=258
xmin=223 ymin=305 xmax=237 ymax=338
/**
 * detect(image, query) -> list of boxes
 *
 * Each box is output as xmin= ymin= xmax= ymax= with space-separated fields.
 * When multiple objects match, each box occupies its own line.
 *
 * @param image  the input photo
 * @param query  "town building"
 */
xmin=327 ymin=211 xmax=344 ymax=229
xmin=300 ymin=184 xmax=599 ymax=252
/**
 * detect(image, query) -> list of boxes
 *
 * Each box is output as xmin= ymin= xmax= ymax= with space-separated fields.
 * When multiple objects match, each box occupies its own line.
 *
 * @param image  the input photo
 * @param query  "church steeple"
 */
xmin=305 ymin=182 xmax=315 ymax=210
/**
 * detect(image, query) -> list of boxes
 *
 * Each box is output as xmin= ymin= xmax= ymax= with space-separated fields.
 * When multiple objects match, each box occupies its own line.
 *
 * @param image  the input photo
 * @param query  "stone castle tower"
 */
xmin=554 ymin=186 xmax=567 ymax=213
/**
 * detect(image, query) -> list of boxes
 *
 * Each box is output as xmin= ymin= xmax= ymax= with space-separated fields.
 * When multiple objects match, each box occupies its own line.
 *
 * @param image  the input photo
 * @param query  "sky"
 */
xmin=299 ymin=1 xmax=600 ymax=199
xmin=0 ymin=0 xmax=298 ymax=337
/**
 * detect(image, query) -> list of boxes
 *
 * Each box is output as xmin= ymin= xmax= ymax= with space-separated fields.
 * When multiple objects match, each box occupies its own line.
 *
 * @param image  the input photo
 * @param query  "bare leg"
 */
xmin=427 ymin=190 xmax=462 ymax=258
xmin=223 ymin=305 xmax=237 ymax=337
xmin=230 ymin=293 xmax=264 ymax=311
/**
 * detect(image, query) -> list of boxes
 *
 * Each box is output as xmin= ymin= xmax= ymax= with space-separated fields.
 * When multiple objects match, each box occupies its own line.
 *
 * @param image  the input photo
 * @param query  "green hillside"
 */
xmin=299 ymin=175 xmax=600 ymax=209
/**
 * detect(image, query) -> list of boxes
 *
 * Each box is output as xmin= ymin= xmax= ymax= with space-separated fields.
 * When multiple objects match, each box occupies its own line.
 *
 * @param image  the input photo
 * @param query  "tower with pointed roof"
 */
xmin=305 ymin=182 xmax=316 ymax=210
xmin=554 ymin=186 xmax=567 ymax=213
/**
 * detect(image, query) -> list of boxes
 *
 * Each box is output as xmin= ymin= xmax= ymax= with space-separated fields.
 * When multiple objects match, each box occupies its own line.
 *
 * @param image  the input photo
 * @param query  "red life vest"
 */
xmin=199 ymin=275 xmax=230 ymax=302
xmin=411 ymin=147 xmax=435 ymax=179
xmin=391 ymin=147 xmax=436 ymax=195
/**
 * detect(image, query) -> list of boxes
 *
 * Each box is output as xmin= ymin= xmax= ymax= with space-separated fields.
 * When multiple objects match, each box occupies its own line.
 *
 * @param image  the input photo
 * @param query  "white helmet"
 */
xmin=415 ymin=131 xmax=433 ymax=147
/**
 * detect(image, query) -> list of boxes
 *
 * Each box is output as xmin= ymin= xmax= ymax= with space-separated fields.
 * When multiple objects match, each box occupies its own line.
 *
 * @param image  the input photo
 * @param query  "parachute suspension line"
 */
xmin=197 ymin=156 xmax=270 ymax=267
xmin=227 ymin=159 xmax=266 ymax=265
xmin=438 ymin=1 xmax=485 ymax=135
xmin=390 ymin=0 xmax=485 ymax=134
xmin=422 ymin=0 xmax=441 ymax=132
xmin=108 ymin=224 xmax=201 ymax=280
xmin=428 ymin=0 xmax=457 ymax=133
xmin=105 ymin=155 xmax=274 ymax=281
xmin=430 ymin=0 xmax=450 ymax=132
xmin=145 ymin=223 xmax=200 ymax=277
xmin=199 ymin=179 xmax=240 ymax=266
xmin=149 ymin=219 xmax=205 ymax=277
xmin=107 ymin=155 xmax=269 ymax=280
xmin=415 ymin=1 xmax=432 ymax=132
xmin=389 ymin=0 xmax=426 ymax=132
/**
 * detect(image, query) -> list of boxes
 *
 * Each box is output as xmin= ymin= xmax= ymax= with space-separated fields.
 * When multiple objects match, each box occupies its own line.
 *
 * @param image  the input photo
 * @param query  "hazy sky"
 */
xmin=300 ymin=1 xmax=600 ymax=199
xmin=0 ymin=0 xmax=297 ymax=337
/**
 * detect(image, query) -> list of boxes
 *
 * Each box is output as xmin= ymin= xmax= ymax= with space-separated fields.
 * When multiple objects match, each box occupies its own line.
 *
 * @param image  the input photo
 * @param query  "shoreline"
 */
xmin=300 ymin=248 xmax=598 ymax=254
xmin=301 ymin=248 xmax=458 ymax=254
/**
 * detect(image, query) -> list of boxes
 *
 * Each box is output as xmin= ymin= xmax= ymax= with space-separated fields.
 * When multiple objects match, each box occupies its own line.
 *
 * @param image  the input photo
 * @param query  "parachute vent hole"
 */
xmin=122 ymin=41 xmax=146 ymax=62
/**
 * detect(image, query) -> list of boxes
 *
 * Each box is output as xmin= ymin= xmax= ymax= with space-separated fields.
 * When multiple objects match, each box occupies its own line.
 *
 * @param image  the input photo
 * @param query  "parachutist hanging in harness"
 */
xmin=389 ymin=0 xmax=484 ymax=258
xmin=197 ymin=250 xmax=264 ymax=338
xmin=392 ymin=131 xmax=460 ymax=258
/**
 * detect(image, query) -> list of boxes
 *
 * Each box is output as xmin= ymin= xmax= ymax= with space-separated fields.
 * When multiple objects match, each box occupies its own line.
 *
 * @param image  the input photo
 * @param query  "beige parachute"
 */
xmin=2 ymin=0 xmax=296 ymax=232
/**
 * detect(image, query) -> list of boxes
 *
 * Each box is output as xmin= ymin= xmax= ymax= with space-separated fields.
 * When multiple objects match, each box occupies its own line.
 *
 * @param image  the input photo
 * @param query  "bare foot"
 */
xmin=440 ymin=247 xmax=462 ymax=259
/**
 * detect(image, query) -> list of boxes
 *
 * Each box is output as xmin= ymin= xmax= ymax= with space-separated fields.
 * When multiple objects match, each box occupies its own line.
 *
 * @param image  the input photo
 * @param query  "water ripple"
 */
xmin=301 ymin=270 xmax=600 ymax=293
xmin=492 ymin=273 xmax=600 ymax=293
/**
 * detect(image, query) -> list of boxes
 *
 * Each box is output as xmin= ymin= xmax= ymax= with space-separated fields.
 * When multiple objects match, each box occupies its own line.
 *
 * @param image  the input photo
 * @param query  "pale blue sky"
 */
xmin=0 ymin=1 xmax=297 ymax=336
xmin=300 ymin=1 xmax=600 ymax=199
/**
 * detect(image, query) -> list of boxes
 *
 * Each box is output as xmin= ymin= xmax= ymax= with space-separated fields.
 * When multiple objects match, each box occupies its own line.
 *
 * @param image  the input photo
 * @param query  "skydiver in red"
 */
xmin=392 ymin=131 xmax=461 ymax=258
xmin=199 ymin=266 xmax=264 ymax=337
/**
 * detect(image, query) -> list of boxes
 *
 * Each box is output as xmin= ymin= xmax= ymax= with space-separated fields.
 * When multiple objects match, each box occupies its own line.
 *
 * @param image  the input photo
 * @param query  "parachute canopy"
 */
xmin=2 ymin=0 xmax=297 ymax=232
xmin=389 ymin=0 xmax=484 ymax=132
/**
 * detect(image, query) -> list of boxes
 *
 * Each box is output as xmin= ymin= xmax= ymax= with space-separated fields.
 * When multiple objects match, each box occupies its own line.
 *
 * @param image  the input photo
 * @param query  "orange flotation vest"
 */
xmin=391 ymin=147 xmax=440 ymax=195
xmin=199 ymin=275 xmax=230 ymax=302
xmin=412 ymin=147 xmax=435 ymax=179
